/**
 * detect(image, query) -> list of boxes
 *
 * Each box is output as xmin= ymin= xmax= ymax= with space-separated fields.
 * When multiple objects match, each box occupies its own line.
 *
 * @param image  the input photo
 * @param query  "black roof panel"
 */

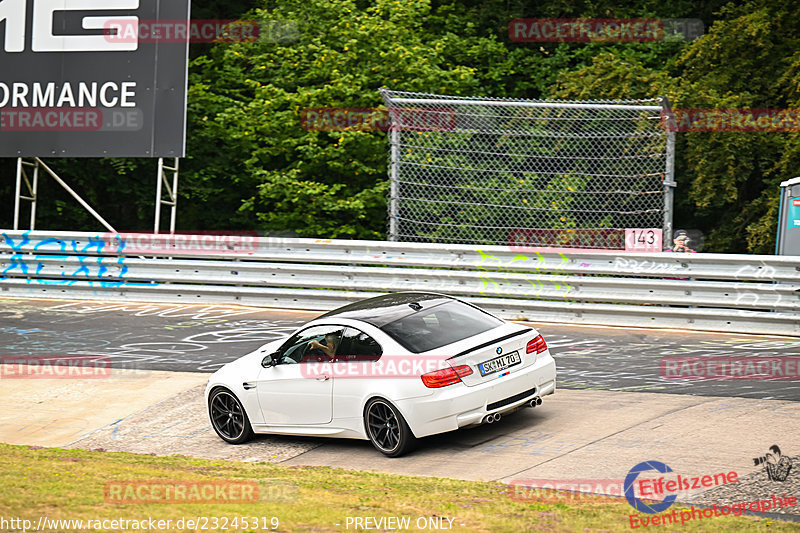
xmin=317 ymin=292 xmax=454 ymax=328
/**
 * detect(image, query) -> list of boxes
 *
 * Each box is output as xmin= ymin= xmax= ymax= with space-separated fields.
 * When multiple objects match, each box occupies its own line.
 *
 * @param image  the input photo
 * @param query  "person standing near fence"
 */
xmin=670 ymin=230 xmax=696 ymax=252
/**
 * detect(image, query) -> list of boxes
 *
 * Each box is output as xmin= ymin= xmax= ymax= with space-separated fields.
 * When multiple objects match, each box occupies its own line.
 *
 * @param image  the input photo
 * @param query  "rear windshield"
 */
xmin=380 ymin=300 xmax=503 ymax=353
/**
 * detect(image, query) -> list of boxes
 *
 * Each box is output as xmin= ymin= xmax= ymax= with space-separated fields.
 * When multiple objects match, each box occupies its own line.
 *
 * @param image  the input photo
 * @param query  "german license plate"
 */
xmin=478 ymin=351 xmax=521 ymax=376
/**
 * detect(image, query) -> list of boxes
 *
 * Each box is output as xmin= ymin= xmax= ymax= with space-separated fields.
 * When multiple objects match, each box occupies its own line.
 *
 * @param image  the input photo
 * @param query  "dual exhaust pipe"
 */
xmin=528 ymin=397 xmax=543 ymax=408
xmin=482 ymin=397 xmax=542 ymax=424
xmin=483 ymin=413 xmax=502 ymax=424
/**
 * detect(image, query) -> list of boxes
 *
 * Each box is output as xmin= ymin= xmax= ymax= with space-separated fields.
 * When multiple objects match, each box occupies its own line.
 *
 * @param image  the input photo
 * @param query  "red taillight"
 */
xmin=421 ymin=365 xmax=473 ymax=388
xmin=526 ymin=335 xmax=547 ymax=354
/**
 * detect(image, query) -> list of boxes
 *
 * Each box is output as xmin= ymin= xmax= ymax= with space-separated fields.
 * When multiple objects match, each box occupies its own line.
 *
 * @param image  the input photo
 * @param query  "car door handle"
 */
xmin=315 ymin=375 xmax=330 ymax=381
xmin=242 ymin=382 xmax=256 ymax=390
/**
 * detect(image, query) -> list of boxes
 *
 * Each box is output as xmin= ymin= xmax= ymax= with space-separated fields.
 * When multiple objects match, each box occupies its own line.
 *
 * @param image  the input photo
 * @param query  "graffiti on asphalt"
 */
xmin=0 ymin=301 xmax=308 ymax=372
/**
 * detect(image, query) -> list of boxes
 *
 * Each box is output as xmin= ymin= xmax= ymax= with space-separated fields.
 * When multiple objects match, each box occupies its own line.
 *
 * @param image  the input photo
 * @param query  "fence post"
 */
xmin=661 ymin=95 xmax=676 ymax=249
xmin=389 ymin=127 xmax=399 ymax=241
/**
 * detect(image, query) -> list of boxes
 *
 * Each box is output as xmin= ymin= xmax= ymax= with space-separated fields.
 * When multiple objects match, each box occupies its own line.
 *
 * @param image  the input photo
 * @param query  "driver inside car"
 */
xmin=307 ymin=332 xmax=339 ymax=359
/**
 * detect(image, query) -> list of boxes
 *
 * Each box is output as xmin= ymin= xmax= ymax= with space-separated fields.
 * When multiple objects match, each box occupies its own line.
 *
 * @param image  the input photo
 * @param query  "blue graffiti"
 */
xmin=1 ymin=231 xmax=31 ymax=251
xmin=1 ymin=231 xmax=32 ymax=277
xmin=1 ymin=231 xmax=149 ymax=288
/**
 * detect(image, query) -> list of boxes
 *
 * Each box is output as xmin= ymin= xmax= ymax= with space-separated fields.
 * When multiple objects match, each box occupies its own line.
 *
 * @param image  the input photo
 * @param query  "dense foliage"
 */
xmin=1 ymin=0 xmax=795 ymax=252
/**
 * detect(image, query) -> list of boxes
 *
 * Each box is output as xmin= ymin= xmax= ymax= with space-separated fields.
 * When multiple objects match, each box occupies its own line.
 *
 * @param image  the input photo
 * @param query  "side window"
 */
xmin=336 ymin=327 xmax=383 ymax=362
xmin=277 ymin=325 xmax=344 ymax=364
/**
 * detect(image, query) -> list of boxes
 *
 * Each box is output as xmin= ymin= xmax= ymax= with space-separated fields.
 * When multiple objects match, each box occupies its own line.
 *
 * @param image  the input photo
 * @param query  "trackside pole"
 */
xmin=13 ymin=158 xmax=22 ymax=230
xmin=661 ymin=96 xmax=676 ymax=248
xmin=154 ymin=158 xmax=164 ymax=233
xmin=154 ymin=157 xmax=180 ymax=234
xmin=389 ymin=129 xmax=399 ymax=241
xmin=13 ymin=158 xmax=42 ymax=231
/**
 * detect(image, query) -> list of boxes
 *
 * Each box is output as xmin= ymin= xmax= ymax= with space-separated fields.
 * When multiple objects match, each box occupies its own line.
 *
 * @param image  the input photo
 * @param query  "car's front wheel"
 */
xmin=364 ymin=398 xmax=416 ymax=457
xmin=208 ymin=388 xmax=253 ymax=444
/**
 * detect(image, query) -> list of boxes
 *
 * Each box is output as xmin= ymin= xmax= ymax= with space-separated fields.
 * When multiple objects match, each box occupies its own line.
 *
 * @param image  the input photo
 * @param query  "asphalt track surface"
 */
xmin=1 ymin=297 xmax=799 ymax=400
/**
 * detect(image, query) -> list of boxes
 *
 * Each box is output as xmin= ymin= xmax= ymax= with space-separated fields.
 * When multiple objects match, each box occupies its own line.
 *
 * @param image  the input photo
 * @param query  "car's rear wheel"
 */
xmin=209 ymin=388 xmax=253 ymax=444
xmin=364 ymin=398 xmax=416 ymax=457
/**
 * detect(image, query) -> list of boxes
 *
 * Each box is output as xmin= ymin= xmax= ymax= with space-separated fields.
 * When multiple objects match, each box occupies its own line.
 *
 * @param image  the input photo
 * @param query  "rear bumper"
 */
xmin=396 ymin=353 xmax=557 ymax=438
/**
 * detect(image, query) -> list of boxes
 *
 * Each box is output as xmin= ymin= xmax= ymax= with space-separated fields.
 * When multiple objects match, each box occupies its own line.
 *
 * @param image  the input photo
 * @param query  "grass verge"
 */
xmin=0 ymin=443 xmax=795 ymax=532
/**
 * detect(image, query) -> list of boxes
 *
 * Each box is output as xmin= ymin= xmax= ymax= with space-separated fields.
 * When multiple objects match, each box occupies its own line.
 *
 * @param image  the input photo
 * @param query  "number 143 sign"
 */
xmin=625 ymin=229 xmax=663 ymax=252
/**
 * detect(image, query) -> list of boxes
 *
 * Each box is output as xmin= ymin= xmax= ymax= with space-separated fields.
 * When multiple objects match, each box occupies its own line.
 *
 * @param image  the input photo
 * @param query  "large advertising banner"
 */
xmin=0 ymin=0 xmax=190 ymax=157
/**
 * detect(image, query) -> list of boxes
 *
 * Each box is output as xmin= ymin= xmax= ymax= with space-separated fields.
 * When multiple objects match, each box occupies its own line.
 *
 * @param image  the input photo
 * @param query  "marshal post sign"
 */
xmin=0 ymin=0 xmax=189 ymax=157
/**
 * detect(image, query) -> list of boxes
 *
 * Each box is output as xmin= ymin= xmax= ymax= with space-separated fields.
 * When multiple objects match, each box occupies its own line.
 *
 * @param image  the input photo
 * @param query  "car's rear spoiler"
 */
xmin=448 ymin=328 xmax=533 ymax=359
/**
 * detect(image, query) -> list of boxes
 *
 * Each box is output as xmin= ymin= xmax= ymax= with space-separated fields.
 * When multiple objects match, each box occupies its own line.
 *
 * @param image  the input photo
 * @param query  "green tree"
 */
xmin=549 ymin=0 xmax=800 ymax=253
xmin=187 ymin=0 xmax=486 ymax=238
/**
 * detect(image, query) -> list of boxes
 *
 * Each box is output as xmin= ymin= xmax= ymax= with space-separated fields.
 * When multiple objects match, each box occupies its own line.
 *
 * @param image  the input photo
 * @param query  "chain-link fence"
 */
xmin=380 ymin=89 xmax=675 ymax=249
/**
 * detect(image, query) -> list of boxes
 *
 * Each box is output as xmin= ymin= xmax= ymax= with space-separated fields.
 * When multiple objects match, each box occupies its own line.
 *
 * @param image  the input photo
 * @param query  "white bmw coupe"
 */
xmin=206 ymin=292 xmax=556 ymax=457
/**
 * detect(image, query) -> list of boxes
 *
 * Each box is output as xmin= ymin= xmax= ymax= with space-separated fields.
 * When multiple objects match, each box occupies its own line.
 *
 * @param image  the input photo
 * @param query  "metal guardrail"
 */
xmin=1 ymin=230 xmax=799 ymax=336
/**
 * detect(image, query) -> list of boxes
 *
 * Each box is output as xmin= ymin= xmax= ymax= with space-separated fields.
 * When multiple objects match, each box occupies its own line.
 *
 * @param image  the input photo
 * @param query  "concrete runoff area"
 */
xmin=0 ymin=365 xmax=207 ymax=447
xmin=67 ymin=385 xmax=799 ymax=486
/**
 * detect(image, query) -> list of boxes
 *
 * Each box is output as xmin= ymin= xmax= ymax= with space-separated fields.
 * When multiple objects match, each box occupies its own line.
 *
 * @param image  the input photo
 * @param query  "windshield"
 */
xmin=380 ymin=300 xmax=503 ymax=353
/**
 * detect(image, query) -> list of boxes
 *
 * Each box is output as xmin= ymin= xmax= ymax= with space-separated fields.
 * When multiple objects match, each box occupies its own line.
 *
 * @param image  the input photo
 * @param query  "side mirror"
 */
xmin=261 ymin=353 xmax=278 ymax=368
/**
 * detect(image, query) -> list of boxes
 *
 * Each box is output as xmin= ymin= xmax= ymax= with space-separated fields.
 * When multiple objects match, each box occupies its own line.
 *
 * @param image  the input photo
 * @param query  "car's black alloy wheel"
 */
xmin=364 ymin=398 xmax=416 ymax=457
xmin=209 ymin=388 xmax=253 ymax=444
